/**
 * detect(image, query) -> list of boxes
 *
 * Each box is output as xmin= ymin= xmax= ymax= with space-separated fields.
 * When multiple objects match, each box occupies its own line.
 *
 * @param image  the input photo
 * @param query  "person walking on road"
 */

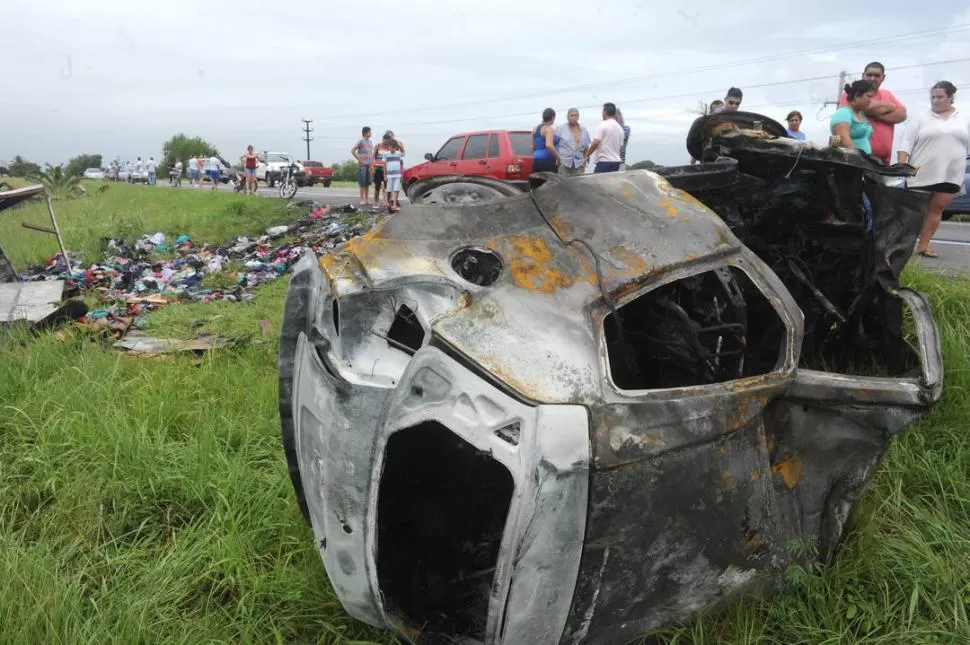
xmin=530 ymin=108 xmax=561 ymax=173
xmin=187 ymin=155 xmax=199 ymax=188
xmin=241 ymin=146 xmax=259 ymax=195
xmin=898 ymin=81 xmax=970 ymax=258
xmin=555 ymin=108 xmax=591 ymax=176
xmin=351 ymin=127 xmax=374 ymax=207
xmin=584 ymin=102 xmax=626 ymax=173
xmin=839 ymin=62 xmax=907 ymax=165
xmin=147 ymin=157 xmax=157 ymax=185
xmin=207 ymin=154 xmax=221 ymax=190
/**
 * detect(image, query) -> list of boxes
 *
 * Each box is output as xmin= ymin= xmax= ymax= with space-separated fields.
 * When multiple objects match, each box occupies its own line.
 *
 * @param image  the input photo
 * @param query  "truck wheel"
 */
xmin=323 ymin=178 xmax=332 ymax=188
xmin=267 ymin=175 xmax=275 ymax=188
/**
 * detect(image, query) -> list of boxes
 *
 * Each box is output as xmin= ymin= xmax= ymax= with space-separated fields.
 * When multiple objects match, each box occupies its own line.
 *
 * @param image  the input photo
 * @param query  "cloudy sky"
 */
xmin=3 ymin=1 xmax=969 ymax=169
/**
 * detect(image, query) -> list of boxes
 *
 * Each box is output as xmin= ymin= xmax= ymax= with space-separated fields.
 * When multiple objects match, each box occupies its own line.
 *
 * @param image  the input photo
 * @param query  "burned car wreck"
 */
xmin=278 ymin=111 xmax=943 ymax=645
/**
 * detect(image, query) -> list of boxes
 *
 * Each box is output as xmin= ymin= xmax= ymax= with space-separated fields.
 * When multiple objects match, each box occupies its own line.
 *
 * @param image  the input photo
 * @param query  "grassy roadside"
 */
xmin=0 ymin=182 xmax=297 ymax=270
xmin=0 ymin=184 xmax=968 ymax=643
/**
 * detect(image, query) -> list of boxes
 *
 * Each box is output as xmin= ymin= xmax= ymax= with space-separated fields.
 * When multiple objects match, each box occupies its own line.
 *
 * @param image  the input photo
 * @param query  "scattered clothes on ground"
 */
xmin=15 ymin=202 xmax=384 ymax=346
xmin=20 ymin=203 xmax=382 ymax=305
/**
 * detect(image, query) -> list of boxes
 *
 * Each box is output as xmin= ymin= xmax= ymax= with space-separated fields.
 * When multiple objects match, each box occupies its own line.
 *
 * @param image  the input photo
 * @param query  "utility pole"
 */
xmin=823 ymin=71 xmax=848 ymax=107
xmin=302 ymin=119 xmax=314 ymax=160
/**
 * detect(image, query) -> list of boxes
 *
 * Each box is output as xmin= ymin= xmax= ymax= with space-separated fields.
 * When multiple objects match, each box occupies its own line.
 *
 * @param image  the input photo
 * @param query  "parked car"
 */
xmin=942 ymin=156 xmax=970 ymax=220
xmin=302 ymin=160 xmax=333 ymax=187
xmin=402 ymin=130 xmax=533 ymax=188
xmin=127 ymin=168 xmax=149 ymax=184
xmin=82 ymin=168 xmax=104 ymax=180
xmin=256 ymin=152 xmax=305 ymax=187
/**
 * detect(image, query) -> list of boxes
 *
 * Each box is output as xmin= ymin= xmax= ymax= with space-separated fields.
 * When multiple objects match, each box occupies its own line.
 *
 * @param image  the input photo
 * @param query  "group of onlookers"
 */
xmin=106 ymin=157 xmax=158 ymax=184
xmin=692 ymin=65 xmax=967 ymax=258
xmin=530 ymin=102 xmax=632 ymax=175
xmin=827 ymin=62 xmax=967 ymax=257
xmin=351 ymin=127 xmax=407 ymax=210
xmin=180 ymin=154 xmax=222 ymax=190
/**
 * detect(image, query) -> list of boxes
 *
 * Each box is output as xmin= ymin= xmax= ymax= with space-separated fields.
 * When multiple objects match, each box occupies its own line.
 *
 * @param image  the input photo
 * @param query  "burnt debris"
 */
xmin=606 ymin=267 xmax=784 ymax=389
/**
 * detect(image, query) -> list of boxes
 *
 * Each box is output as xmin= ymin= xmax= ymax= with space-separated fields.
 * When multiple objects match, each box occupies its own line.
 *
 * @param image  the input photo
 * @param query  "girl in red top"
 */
xmin=241 ymin=146 xmax=259 ymax=195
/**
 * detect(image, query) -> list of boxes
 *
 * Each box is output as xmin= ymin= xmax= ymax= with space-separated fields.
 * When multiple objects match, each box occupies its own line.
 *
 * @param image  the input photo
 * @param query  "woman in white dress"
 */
xmin=898 ymin=81 xmax=970 ymax=258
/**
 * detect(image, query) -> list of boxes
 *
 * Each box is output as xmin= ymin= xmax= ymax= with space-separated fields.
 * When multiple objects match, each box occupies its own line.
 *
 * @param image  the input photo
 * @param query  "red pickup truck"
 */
xmin=302 ymin=161 xmax=334 ymax=187
xmin=403 ymin=130 xmax=534 ymax=188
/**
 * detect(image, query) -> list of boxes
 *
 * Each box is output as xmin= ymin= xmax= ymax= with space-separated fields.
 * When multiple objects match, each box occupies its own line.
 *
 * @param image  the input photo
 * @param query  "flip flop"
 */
xmin=917 ymin=249 xmax=939 ymax=258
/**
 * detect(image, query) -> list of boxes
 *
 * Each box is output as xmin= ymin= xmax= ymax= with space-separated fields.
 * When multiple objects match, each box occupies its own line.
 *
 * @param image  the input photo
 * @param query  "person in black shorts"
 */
xmin=373 ymin=132 xmax=393 ymax=206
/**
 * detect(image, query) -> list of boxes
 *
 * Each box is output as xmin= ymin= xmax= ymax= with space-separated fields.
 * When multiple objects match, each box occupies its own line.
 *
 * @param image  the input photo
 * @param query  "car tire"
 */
xmin=406 ymin=175 xmax=525 ymax=205
xmin=323 ymin=178 xmax=332 ymax=188
xmin=268 ymin=175 xmax=275 ymax=188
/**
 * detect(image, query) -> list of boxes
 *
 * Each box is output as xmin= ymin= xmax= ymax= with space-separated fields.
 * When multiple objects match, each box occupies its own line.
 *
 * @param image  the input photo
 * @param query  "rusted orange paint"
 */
xmin=656 ymin=199 xmax=686 ymax=220
xmin=722 ymin=470 xmax=738 ymax=493
xmin=750 ymin=469 xmax=760 ymax=481
xmin=772 ymin=454 xmax=804 ymax=489
xmin=608 ymin=246 xmax=650 ymax=277
xmin=505 ymin=235 xmax=575 ymax=293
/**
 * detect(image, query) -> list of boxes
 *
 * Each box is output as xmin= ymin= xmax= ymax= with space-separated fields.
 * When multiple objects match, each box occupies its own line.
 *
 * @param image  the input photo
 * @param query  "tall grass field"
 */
xmin=1 ymin=183 xmax=967 ymax=644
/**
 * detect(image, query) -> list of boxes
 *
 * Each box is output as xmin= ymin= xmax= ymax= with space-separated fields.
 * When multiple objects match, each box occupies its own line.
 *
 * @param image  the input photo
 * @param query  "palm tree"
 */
xmin=27 ymin=164 xmax=84 ymax=199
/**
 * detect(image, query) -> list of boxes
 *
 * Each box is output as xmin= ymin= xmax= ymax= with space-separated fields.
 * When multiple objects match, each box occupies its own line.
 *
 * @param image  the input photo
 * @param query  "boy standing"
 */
xmin=351 ymin=127 xmax=374 ymax=206
xmin=381 ymin=139 xmax=405 ymax=212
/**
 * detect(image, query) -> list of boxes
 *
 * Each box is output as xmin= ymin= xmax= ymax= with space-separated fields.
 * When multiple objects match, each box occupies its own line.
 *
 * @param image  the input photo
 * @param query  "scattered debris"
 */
xmin=113 ymin=331 xmax=231 ymax=357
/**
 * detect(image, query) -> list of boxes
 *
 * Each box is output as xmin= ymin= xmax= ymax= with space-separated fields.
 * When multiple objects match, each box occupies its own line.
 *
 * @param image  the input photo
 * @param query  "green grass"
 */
xmin=1 ymin=185 xmax=968 ymax=643
xmin=0 ymin=181 xmax=298 ymax=270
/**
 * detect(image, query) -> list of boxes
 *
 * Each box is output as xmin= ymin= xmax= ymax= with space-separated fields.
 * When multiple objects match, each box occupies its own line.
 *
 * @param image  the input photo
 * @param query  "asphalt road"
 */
xmin=158 ymin=178 xmax=397 ymax=204
xmin=919 ymin=220 xmax=970 ymax=275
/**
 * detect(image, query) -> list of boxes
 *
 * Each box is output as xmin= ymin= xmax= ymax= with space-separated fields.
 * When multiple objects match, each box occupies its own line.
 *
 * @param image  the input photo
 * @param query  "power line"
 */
xmin=312 ymin=23 xmax=970 ymax=123
xmin=388 ymin=57 xmax=970 ymax=128
xmin=301 ymin=119 xmax=314 ymax=160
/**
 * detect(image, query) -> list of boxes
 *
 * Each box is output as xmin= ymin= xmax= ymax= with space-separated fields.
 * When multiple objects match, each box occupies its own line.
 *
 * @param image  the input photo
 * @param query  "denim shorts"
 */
xmin=244 ymin=167 xmax=256 ymax=176
xmin=209 ymin=170 xmax=220 ymax=181
xmin=594 ymin=161 xmax=621 ymax=173
xmin=357 ymin=165 xmax=372 ymax=187
xmin=188 ymin=169 xmax=199 ymax=179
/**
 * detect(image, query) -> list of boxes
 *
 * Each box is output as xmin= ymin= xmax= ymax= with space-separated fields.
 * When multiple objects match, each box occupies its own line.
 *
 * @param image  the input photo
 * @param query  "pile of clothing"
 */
xmin=20 ymin=204 xmax=379 ymax=303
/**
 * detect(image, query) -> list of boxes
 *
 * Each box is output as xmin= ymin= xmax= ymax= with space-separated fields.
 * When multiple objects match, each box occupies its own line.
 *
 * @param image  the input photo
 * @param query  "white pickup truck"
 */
xmin=256 ymin=152 xmax=305 ymax=188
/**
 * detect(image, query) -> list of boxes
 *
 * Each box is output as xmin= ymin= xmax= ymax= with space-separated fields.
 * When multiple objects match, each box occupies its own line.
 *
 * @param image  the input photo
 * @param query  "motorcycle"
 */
xmin=169 ymin=166 xmax=182 ymax=187
xmin=278 ymin=163 xmax=299 ymax=199
xmin=230 ymin=171 xmax=248 ymax=193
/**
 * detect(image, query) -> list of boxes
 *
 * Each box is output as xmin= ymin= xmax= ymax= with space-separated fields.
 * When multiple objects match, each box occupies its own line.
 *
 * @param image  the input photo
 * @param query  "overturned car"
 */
xmin=278 ymin=111 xmax=943 ymax=645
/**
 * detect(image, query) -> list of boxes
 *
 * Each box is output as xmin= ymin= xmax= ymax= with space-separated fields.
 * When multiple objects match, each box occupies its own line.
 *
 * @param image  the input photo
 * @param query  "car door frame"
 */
xmin=455 ymin=133 xmax=493 ymax=177
xmin=425 ymin=136 xmax=466 ymax=178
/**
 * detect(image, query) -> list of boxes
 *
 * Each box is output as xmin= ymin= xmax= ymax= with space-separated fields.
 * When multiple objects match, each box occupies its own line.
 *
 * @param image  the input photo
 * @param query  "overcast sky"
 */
xmin=3 ymin=1 xmax=969 ymax=168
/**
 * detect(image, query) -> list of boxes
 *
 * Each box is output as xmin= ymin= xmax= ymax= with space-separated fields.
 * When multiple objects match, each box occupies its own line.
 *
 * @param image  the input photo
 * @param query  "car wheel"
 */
xmin=323 ymin=178 xmax=332 ymax=188
xmin=267 ymin=175 xmax=275 ymax=188
xmin=406 ymin=175 xmax=525 ymax=205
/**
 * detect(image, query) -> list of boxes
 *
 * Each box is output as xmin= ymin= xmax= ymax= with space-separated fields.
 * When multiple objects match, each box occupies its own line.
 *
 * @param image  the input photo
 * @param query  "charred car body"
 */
xmin=278 ymin=111 xmax=943 ymax=645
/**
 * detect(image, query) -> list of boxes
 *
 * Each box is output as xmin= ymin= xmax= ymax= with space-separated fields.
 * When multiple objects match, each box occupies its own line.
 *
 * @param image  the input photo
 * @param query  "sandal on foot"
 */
xmin=917 ymin=249 xmax=939 ymax=258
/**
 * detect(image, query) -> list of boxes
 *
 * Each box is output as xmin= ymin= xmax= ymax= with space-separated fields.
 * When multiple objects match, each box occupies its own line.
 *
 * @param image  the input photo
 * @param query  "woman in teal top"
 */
xmin=830 ymin=80 xmax=875 ymax=155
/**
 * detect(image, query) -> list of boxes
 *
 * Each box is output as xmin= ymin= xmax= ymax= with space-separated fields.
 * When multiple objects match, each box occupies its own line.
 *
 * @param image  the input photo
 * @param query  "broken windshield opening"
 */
xmin=605 ymin=266 xmax=785 ymax=390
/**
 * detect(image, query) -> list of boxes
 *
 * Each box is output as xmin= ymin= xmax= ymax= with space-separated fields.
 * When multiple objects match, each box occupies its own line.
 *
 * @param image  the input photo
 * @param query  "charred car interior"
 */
xmin=278 ymin=111 xmax=943 ymax=645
